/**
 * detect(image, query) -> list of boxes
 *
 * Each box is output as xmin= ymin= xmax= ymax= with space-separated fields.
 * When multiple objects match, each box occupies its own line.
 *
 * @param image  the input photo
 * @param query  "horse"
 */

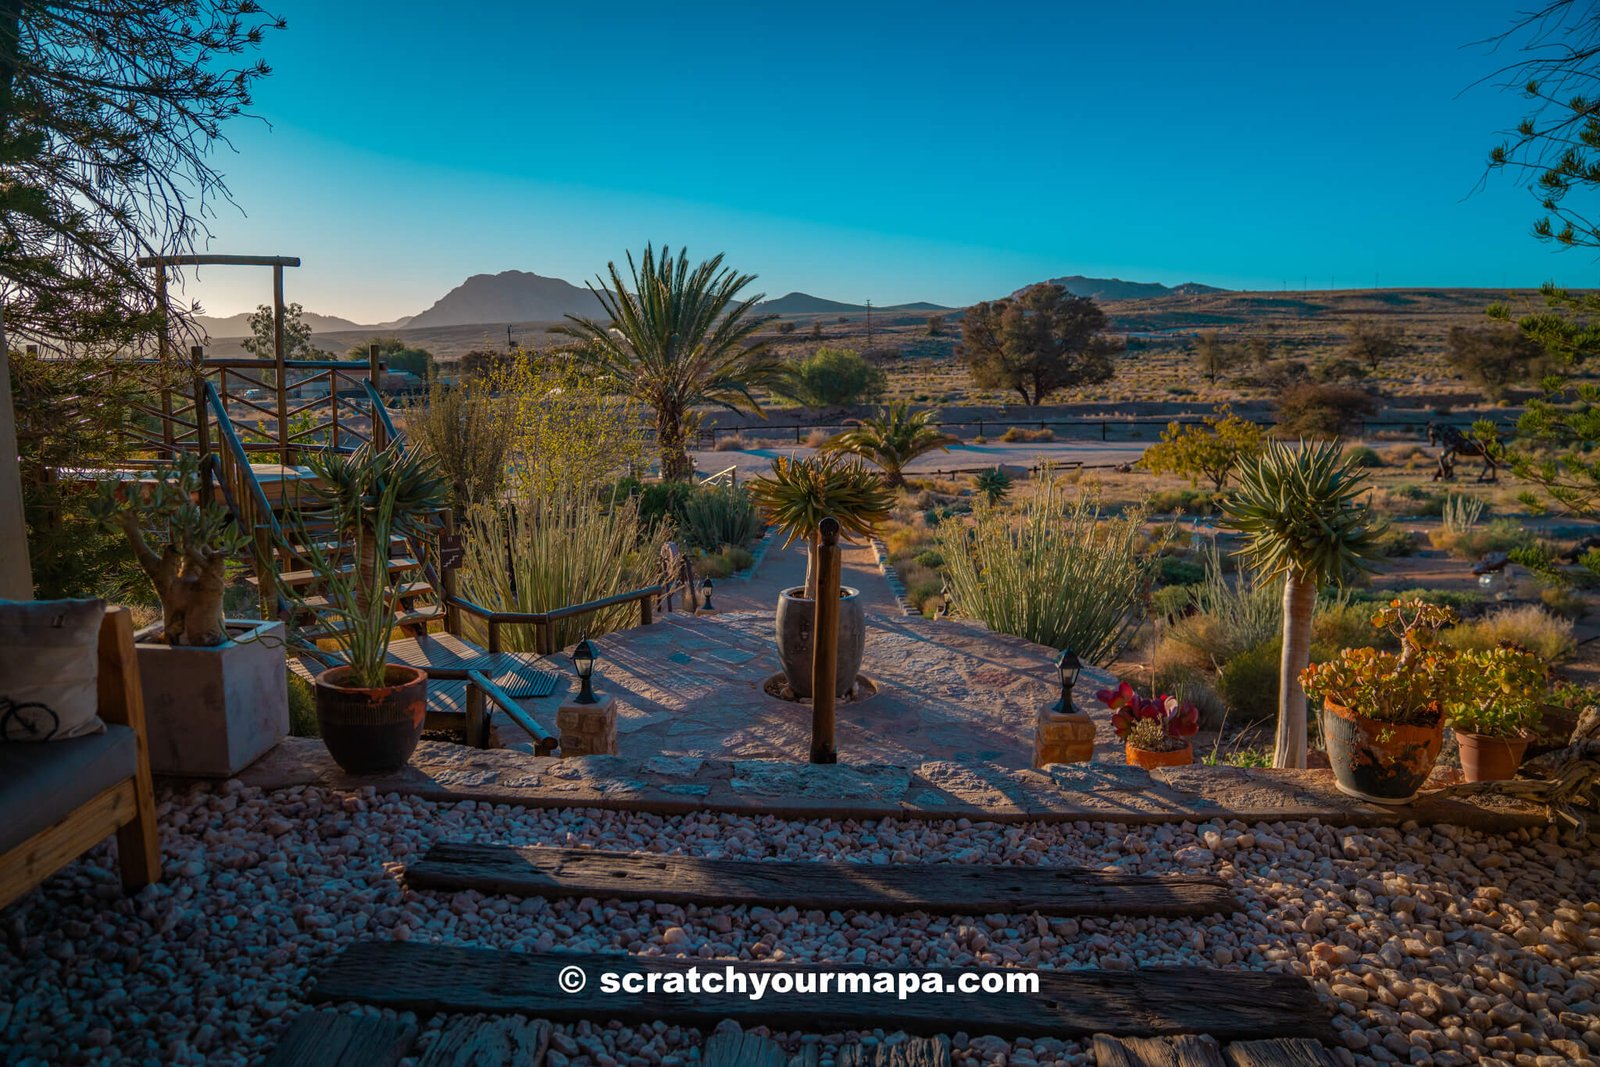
xmin=1427 ymin=422 xmax=1498 ymax=483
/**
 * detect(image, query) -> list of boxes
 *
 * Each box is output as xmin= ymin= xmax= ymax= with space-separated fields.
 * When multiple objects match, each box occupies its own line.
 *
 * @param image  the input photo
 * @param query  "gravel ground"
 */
xmin=2 ymin=780 xmax=1597 ymax=1067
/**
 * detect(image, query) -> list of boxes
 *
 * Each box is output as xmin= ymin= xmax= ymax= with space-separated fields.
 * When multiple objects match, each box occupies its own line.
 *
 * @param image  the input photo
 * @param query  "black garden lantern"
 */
xmin=1053 ymin=647 xmax=1082 ymax=714
xmin=570 ymin=638 xmax=598 ymax=705
xmin=701 ymin=578 xmax=715 ymax=611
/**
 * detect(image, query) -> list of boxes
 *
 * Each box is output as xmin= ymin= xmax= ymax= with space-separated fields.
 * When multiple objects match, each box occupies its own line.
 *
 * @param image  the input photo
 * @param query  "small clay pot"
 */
xmin=1455 ymin=730 xmax=1529 ymax=783
xmin=1321 ymin=698 xmax=1443 ymax=804
xmin=314 ymin=663 xmax=427 ymax=774
xmin=1125 ymin=741 xmax=1193 ymax=770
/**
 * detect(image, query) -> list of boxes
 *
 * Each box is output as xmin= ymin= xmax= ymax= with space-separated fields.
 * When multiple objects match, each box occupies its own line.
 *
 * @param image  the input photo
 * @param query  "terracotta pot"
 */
xmin=1321 ymin=699 xmax=1443 ymax=804
xmin=1455 ymin=730 xmax=1529 ymax=783
xmin=314 ymin=664 xmax=427 ymax=774
xmin=775 ymin=586 xmax=865 ymax=699
xmin=1125 ymin=741 xmax=1193 ymax=770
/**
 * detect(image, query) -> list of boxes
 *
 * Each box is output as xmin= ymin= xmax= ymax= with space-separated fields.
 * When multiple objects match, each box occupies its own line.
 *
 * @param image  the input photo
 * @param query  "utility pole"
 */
xmin=865 ymin=299 xmax=873 ymax=350
xmin=506 ymin=324 xmax=513 ymax=352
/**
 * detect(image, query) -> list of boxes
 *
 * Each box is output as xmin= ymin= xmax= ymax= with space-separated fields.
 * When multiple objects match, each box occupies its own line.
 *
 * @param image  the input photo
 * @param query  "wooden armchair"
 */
xmin=0 ymin=606 xmax=161 ymax=910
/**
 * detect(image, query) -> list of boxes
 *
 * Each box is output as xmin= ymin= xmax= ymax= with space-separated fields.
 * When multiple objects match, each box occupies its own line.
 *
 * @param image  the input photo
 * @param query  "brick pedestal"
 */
xmin=556 ymin=695 xmax=617 ymax=757
xmin=1033 ymin=706 xmax=1095 ymax=768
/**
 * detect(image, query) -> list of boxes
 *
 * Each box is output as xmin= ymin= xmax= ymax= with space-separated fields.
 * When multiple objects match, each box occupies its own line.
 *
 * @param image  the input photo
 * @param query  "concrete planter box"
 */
xmin=136 ymin=619 xmax=289 ymax=778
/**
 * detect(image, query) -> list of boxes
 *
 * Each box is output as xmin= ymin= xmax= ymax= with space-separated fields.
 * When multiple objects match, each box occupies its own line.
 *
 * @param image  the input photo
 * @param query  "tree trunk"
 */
xmin=1276 ymin=573 xmax=1316 ymax=769
xmin=803 ymin=533 xmax=821 ymax=600
xmin=656 ymin=403 xmax=691 ymax=482
xmin=0 ymin=306 xmax=33 ymax=598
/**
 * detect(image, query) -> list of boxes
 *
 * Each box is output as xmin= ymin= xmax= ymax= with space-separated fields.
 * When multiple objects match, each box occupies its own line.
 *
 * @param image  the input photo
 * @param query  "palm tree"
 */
xmin=558 ymin=245 xmax=784 ymax=482
xmin=824 ymin=401 xmax=956 ymax=486
xmin=1219 ymin=439 xmax=1385 ymax=769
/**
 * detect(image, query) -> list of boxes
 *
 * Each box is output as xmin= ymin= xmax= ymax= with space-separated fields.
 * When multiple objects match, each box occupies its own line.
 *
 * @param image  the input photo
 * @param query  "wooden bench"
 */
xmin=0 ymin=606 xmax=161 ymax=909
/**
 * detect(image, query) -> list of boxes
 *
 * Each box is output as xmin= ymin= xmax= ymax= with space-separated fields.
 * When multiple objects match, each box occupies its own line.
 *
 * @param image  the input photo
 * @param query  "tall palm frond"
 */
xmin=556 ymin=244 xmax=784 ymax=481
xmin=824 ymin=401 xmax=956 ymax=486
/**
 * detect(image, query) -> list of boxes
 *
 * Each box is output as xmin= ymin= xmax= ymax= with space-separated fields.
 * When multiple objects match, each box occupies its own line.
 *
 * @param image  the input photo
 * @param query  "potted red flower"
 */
xmin=1096 ymin=681 xmax=1199 ymax=770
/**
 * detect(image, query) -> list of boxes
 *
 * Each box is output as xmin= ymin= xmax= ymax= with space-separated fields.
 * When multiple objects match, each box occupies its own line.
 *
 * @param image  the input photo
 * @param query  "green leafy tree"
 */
xmin=777 ymin=347 xmax=886 ymax=408
xmin=825 ymin=401 xmax=956 ymax=486
xmin=407 ymin=378 xmax=510 ymax=512
xmin=1220 ymin=440 xmax=1386 ymax=769
xmin=558 ymin=245 xmax=783 ymax=481
xmin=353 ymin=336 xmax=437 ymax=379
xmin=1193 ymin=331 xmax=1234 ymax=384
xmin=1445 ymin=324 xmax=1546 ymax=399
xmin=240 ymin=302 xmax=323 ymax=359
xmin=1140 ymin=405 xmax=1265 ymax=491
xmin=1345 ymin=319 xmax=1413 ymax=373
xmin=957 ymin=283 xmax=1120 ymax=405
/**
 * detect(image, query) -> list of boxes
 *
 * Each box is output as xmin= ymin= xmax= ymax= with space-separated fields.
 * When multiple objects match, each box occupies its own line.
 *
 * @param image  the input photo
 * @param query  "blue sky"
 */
xmin=179 ymin=0 xmax=1578 ymax=321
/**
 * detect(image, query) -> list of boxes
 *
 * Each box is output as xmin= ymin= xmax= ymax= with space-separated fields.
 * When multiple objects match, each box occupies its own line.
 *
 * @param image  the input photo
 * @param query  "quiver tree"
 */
xmin=1220 ymin=440 xmax=1386 ymax=768
xmin=90 ymin=455 xmax=248 ymax=646
xmin=749 ymin=453 xmax=894 ymax=600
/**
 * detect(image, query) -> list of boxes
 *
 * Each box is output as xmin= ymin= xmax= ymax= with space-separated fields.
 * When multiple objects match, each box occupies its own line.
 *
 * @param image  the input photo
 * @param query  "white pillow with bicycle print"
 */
xmin=0 ymin=598 xmax=107 ymax=742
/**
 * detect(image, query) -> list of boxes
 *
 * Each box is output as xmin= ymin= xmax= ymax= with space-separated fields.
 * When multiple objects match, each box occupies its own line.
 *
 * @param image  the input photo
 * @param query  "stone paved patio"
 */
xmin=493 ymin=611 xmax=1116 ymax=769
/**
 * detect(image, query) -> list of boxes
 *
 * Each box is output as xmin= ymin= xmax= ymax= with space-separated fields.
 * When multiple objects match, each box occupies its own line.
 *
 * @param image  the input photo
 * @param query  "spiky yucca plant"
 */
xmin=557 ymin=245 xmax=785 ymax=482
xmin=1220 ymin=439 xmax=1386 ymax=769
xmin=825 ymin=401 xmax=956 ymax=486
xmin=748 ymin=454 xmax=895 ymax=598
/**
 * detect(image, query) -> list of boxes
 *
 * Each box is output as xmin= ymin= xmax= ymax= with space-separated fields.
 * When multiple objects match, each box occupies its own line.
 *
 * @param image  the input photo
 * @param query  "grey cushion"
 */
xmin=0 ymin=725 xmax=138 ymax=853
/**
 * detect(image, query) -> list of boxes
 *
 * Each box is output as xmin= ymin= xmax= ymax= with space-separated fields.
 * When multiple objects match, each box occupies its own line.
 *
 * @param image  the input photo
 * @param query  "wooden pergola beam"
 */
xmin=136 ymin=254 xmax=301 ymax=268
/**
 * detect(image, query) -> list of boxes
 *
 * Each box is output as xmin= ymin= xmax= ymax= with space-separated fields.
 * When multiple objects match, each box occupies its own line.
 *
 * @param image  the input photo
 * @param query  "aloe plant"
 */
xmin=1220 ymin=439 xmax=1386 ymax=768
xmin=748 ymin=453 xmax=894 ymax=598
xmin=824 ymin=401 xmax=956 ymax=486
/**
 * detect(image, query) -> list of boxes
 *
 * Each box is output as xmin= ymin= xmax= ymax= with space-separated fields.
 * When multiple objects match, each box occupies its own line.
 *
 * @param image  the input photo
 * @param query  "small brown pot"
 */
xmin=1125 ymin=741 xmax=1193 ymax=770
xmin=1455 ymin=731 xmax=1529 ymax=783
xmin=1321 ymin=699 xmax=1443 ymax=804
xmin=314 ymin=664 xmax=427 ymax=774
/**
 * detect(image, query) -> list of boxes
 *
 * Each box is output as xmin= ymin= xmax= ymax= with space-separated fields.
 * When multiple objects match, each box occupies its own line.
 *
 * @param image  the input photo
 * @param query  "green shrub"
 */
xmin=937 ymin=478 xmax=1163 ymax=663
xmin=1540 ymin=584 xmax=1591 ymax=620
xmin=1431 ymin=518 xmax=1532 ymax=560
xmin=1373 ymin=526 xmax=1422 ymax=558
xmin=778 ymin=347 xmax=887 ymax=407
xmin=678 ymin=482 xmax=759 ymax=551
xmin=1157 ymin=556 xmax=1206 ymax=587
xmin=1161 ymin=548 xmax=1282 ymax=668
xmin=287 ymin=671 xmax=318 ymax=738
xmin=912 ymin=548 xmax=945 ymax=569
xmin=636 ymin=480 xmax=692 ymax=531
xmin=1312 ymin=600 xmax=1388 ymax=658
xmin=1146 ymin=487 xmax=1218 ymax=515
xmin=1441 ymin=605 xmax=1576 ymax=661
xmin=1154 ymin=663 xmax=1228 ymax=731
xmin=1275 ymin=383 xmax=1377 ymax=437
xmin=1348 ymin=586 xmax=1486 ymax=615
xmin=1343 ymin=445 xmax=1382 ymax=467
xmin=1151 ymin=584 xmax=1195 ymax=622
xmin=1216 ymin=640 xmax=1283 ymax=724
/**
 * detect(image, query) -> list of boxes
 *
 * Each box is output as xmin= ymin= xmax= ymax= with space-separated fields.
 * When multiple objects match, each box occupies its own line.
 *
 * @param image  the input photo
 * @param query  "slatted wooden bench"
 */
xmin=403 ymin=842 xmax=1241 ymax=918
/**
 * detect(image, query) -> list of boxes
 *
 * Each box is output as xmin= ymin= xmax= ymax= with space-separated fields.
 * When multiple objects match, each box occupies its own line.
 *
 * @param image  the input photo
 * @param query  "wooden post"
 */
xmin=273 ymin=263 xmax=288 ymax=466
xmin=810 ymin=516 xmax=841 ymax=765
xmin=369 ymin=342 xmax=385 ymax=449
xmin=488 ymin=618 xmax=503 ymax=655
xmin=0 ymin=308 xmax=34 ymax=598
xmin=640 ymin=592 xmax=654 ymax=627
xmin=465 ymin=683 xmax=489 ymax=749
xmin=440 ymin=508 xmax=459 ymax=636
xmin=192 ymin=346 xmax=213 ymax=504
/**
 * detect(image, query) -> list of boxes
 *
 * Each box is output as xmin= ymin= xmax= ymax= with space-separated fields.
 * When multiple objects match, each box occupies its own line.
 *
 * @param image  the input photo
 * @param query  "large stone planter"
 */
xmin=1321 ymin=698 xmax=1443 ymax=804
xmin=137 ymin=619 xmax=289 ymax=778
xmin=775 ymin=586 xmax=865 ymax=699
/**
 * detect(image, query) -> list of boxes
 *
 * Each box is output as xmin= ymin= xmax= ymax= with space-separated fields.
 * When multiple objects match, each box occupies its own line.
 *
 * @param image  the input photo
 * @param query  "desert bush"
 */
xmin=1151 ymin=584 xmax=1197 ymax=622
xmin=692 ymin=544 xmax=755 ymax=579
xmin=1158 ymin=556 xmax=1206 ymax=587
xmin=1162 ymin=549 xmax=1283 ymax=667
xmin=804 ymin=428 xmax=831 ymax=448
xmin=1153 ymin=663 xmax=1229 ymax=731
xmin=937 ymin=478 xmax=1163 ymax=662
xmin=1440 ymin=604 xmax=1575 ymax=661
xmin=912 ymin=548 xmax=945 ymax=569
xmin=1275 ymin=384 xmax=1377 ymax=438
xmin=286 ymin=671 xmax=318 ymax=738
xmin=712 ymin=433 xmax=750 ymax=452
xmin=678 ymin=482 xmax=759 ymax=551
xmin=1540 ymin=584 xmax=1591 ymax=620
xmin=1343 ymin=445 xmax=1382 ymax=468
xmin=1146 ymin=487 xmax=1218 ymax=515
xmin=1444 ymin=324 xmax=1546 ymax=399
xmin=1216 ymin=640 xmax=1283 ymax=724
xmin=408 ymin=378 xmax=510 ymax=511
xmin=459 ymin=489 xmax=670 ymax=651
xmin=1373 ymin=526 xmax=1422 ymax=558
xmin=999 ymin=425 xmax=1056 ymax=443
xmin=778 ymin=347 xmax=887 ymax=408
xmin=1312 ymin=357 xmax=1369 ymax=383
xmin=1431 ymin=517 xmax=1532 ymax=559
xmin=1378 ymin=443 xmax=1430 ymax=468
xmin=1348 ymin=586 xmax=1486 ymax=615
xmin=1312 ymin=599 xmax=1388 ymax=657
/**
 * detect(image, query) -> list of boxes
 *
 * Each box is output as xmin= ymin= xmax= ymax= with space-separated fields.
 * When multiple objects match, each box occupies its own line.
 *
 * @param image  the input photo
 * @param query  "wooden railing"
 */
xmin=446 ymin=584 xmax=665 ymax=656
xmin=201 ymin=379 xmax=285 ymax=616
xmin=698 ymin=465 xmax=738 ymax=488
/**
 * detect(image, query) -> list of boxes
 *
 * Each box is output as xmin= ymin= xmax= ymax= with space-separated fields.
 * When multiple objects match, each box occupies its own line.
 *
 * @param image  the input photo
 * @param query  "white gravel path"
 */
xmin=2 ymin=780 xmax=1597 ymax=1067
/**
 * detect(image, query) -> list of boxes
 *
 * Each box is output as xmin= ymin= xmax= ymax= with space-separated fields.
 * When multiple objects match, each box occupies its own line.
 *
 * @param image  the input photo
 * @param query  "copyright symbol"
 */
xmin=557 ymin=965 xmax=587 ymax=994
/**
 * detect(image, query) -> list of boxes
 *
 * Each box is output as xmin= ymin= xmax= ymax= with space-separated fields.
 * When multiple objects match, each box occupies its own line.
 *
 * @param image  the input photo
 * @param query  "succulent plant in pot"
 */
xmin=748 ymin=453 xmax=894 ymax=697
xmin=283 ymin=443 xmax=447 ymax=774
xmin=1097 ymin=681 xmax=1199 ymax=770
xmin=1300 ymin=598 xmax=1457 ymax=803
xmin=90 ymin=455 xmax=290 ymax=777
xmin=1447 ymin=646 xmax=1547 ymax=782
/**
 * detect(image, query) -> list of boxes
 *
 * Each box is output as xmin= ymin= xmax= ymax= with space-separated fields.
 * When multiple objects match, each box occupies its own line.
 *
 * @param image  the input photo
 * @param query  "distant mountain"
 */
xmin=197 ymin=310 xmax=368 ymax=338
xmin=757 ymin=292 xmax=952 ymax=315
xmin=1041 ymin=276 xmax=1229 ymax=302
xmin=405 ymin=270 xmax=606 ymax=328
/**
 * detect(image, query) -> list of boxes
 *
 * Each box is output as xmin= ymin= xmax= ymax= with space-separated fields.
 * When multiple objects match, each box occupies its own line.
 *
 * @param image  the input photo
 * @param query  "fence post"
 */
xmin=465 ymin=683 xmax=488 ymax=749
xmin=810 ymin=516 xmax=841 ymax=765
xmin=192 ymin=346 xmax=213 ymax=504
xmin=273 ymin=263 xmax=288 ymax=467
xmin=640 ymin=591 xmax=654 ymax=627
xmin=440 ymin=508 xmax=459 ymax=636
xmin=1101 ymin=421 xmax=1107 ymax=441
